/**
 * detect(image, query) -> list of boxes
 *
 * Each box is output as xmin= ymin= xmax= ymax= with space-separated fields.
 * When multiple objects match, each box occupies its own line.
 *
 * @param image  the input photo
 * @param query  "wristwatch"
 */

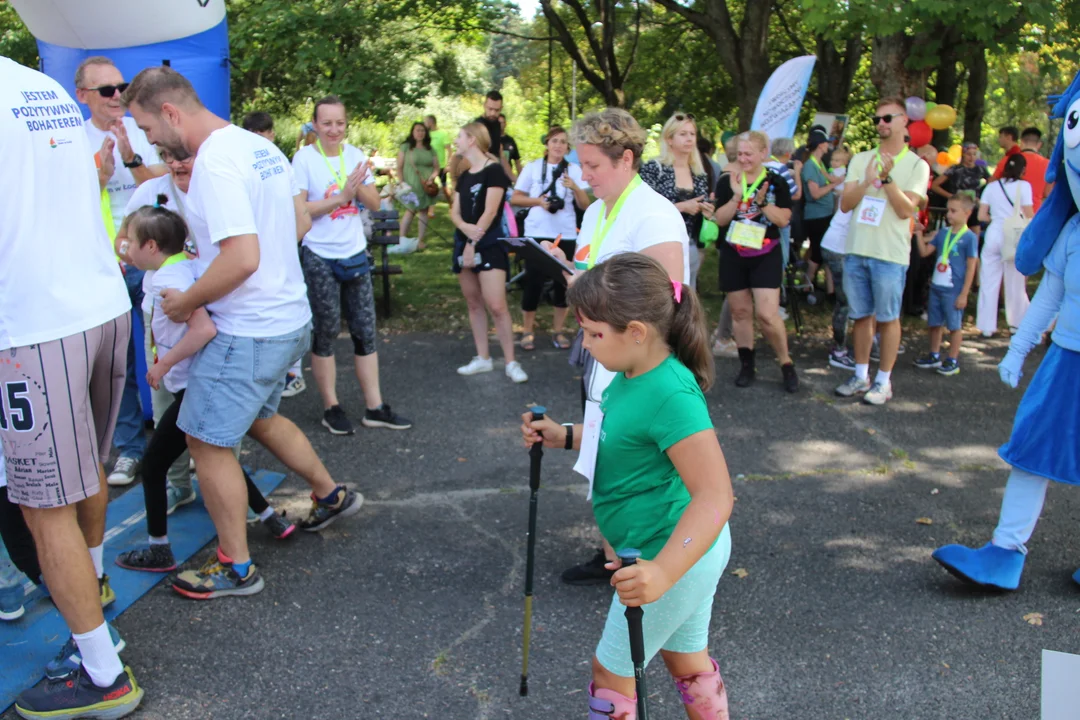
xmin=562 ymin=422 xmax=574 ymax=450
xmin=881 ymin=175 xmax=893 ymax=185
xmin=123 ymin=154 xmax=144 ymax=169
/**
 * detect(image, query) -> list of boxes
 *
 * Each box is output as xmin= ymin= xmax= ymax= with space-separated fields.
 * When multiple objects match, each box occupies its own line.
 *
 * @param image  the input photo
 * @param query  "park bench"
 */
xmin=368 ymin=210 xmax=402 ymax=317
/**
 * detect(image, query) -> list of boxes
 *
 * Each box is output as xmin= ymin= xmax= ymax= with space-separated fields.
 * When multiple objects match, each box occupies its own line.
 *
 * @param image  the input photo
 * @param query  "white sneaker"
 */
xmin=505 ymin=361 xmax=528 ymax=384
xmin=863 ymin=381 xmax=894 ymax=406
xmin=835 ymin=375 xmax=871 ymax=398
xmin=457 ymin=356 xmax=494 ymax=376
xmin=778 ymin=307 xmax=790 ymax=321
xmin=106 ymin=456 xmax=139 ymax=486
xmin=711 ymin=337 xmax=738 ymax=358
xmin=281 ymin=372 xmax=306 ymax=398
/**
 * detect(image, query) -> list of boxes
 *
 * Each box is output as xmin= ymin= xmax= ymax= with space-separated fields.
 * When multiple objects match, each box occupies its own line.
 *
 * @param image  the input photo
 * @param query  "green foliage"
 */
xmin=0 ymin=2 xmax=37 ymax=68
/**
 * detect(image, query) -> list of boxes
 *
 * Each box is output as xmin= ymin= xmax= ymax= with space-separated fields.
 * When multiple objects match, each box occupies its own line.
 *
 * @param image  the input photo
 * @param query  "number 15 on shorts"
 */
xmin=0 ymin=381 xmax=36 ymax=432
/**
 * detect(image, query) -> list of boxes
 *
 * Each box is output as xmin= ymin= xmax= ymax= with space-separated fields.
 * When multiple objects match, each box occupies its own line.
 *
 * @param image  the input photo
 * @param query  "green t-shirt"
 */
xmin=593 ymin=355 xmax=715 ymax=561
xmin=429 ymin=129 xmax=451 ymax=167
xmin=801 ymin=157 xmax=835 ymax=220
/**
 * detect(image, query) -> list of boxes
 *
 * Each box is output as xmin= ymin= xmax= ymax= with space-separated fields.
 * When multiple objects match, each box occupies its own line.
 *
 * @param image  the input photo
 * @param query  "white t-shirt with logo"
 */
xmin=126 ymin=174 xmax=197 ymax=257
xmin=514 ymin=159 xmax=589 ymax=239
xmin=573 ymin=179 xmax=690 ymax=280
xmin=185 ymin=124 xmax=311 ymax=337
xmin=149 ymin=260 xmax=200 ymax=394
xmin=0 ymin=57 xmax=130 ymax=350
xmin=85 ymin=115 xmax=161 ymax=227
xmin=292 ymin=143 xmax=374 ymax=259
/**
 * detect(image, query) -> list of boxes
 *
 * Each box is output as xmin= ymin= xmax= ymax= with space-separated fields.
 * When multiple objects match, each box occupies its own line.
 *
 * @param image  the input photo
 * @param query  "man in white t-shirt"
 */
xmin=292 ymin=96 xmax=411 ymax=435
xmin=1 ymin=56 xmax=143 ymax=718
xmin=123 ymin=66 xmax=359 ymax=600
xmin=75 ymin=56 xmax=168 ymax=488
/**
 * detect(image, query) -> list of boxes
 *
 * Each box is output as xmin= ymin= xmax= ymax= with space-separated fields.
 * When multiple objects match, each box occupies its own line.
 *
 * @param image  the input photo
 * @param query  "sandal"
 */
xmin=520 ymin=333 xmax=536 ymax=351
xmin=552 ymin=332 xmax=571 ymax=349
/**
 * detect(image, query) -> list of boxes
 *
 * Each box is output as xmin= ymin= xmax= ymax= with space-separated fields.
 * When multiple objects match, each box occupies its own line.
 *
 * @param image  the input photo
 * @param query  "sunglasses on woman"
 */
xmin=85 ymin=83 xmax=129 ymax=98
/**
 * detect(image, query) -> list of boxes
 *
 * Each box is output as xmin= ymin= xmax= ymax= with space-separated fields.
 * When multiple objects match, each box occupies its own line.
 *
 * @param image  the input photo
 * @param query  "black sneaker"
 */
xmin=115 ymin=544 xmax=177 ymax=573
xmin=734 ymin=347 xmax=755 ymax=388
xmin=781 ymin=362 xmax=799 ymax=393
xmin=560 ymin=549 xmax=615 ymax=586
xmin=262 ymin=510 xmax=296 ymax=540
xmin=299 ymin=485 xmax=364 ymax=532
xmin=16 ymin=665 xmax=143 ymax=719
xmin=322 ymin=405 xmax=354 ymax=435
xmin=361 ymin=403 xmax=413 ymax=430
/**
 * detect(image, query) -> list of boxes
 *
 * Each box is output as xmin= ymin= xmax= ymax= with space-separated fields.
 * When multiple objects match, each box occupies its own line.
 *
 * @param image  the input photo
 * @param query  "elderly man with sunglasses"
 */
xmin=75 ymin=56 xmax=168 ymax=491
xmin=834 ymin=97 xmax=930 ymax=406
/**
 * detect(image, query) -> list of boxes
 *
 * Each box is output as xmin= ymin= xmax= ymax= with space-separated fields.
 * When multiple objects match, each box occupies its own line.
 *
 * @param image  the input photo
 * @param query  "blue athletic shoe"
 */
xmin=16 ymin=665 xmax=143 ymax=719
xmin=45 ymin=624 xmax=126 ymax=679
xmin=932 ymin=543 xmax=1025 ymax=590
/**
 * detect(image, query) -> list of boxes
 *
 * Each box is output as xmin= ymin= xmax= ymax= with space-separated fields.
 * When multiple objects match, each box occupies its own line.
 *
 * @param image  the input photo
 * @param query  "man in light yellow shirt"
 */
xmin=835 ymin=97 xmax=930 ymax=406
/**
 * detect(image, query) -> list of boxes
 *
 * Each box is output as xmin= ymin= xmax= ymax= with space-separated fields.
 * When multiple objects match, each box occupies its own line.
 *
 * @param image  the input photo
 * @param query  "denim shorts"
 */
xmin=595 ymin=525 xmax=732 ymax=678
xmin=928 ymin=287 xmax=963 ymax=331
xmin=843 ymin=254 xmax=907 ymax=322
xmin=178 ymin=322 xmax=311 ymax=448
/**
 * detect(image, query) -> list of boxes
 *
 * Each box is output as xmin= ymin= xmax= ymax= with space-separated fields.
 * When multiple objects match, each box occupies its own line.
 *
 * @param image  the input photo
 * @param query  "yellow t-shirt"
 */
xmin=844 ymin=149 xmax=929 ymax=266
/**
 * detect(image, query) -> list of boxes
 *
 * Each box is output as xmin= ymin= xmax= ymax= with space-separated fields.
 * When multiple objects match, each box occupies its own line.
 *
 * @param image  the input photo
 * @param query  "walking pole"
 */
xmin=520 ymin=405 xmax=546 ymax=697
xmin=617 ymin=548 xmax=649 ymax=719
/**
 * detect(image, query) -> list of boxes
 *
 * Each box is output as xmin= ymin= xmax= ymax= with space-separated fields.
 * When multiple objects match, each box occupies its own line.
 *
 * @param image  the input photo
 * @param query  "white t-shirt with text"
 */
xmin=981 ymin=179 xmax=1033 ymax=225
xmin=514 ymin=159 xmax=589 ymax=239
xmin=149 ymin=261 xmax=200 ymax=394
xmin=292 ymin=143 xmax=374 ymax=258
xmin=0 ymin=57 xmax=130 ymax=350
xmin=85 ymin=115 xmax=161 ymax=227
xmin=185 ymin=124 xmax=311 ymax=337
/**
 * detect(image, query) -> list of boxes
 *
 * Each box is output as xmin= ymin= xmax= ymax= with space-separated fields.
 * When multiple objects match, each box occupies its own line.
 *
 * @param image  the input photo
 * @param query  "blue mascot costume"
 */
xmin=933 ymin=70 xmax=1080 ymax=590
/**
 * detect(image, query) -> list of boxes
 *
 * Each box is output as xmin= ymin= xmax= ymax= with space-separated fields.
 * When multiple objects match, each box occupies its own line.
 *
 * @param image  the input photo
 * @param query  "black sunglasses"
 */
xmin=85 ymin=83 xmax=129 ymax=98
xmin=674 ymin=112 xmax=695 ymax=121
xmin=872 ymin=113 xmax=904 ymax=125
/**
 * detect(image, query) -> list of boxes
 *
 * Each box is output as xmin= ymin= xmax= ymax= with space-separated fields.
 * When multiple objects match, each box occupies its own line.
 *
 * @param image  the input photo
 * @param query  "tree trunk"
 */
xmin=815 ymin=33 xmax=863 ymax=113
xmin=870 ymin=32 xmax=928 ymax=99
xmin=931 ymin=43 xmax=960 ymax=149
xmin=963 ymin=46 xmax=988 ymax=145
xmin=540 ymin=0 xmax=636 ymax=108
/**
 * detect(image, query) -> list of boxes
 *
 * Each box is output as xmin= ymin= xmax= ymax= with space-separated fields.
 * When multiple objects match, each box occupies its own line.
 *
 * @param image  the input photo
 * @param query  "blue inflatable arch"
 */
xmin=9 ymin=0 xmax=230 ymax=119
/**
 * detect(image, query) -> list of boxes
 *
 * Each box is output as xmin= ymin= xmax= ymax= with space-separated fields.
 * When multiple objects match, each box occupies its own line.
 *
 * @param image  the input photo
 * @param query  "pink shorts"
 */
xmin=0 ymin=314 xmax=129 ymax=509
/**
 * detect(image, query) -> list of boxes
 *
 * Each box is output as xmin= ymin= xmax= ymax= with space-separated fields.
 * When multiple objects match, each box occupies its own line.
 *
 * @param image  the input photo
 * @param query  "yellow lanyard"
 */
xmin=740 ymin=169 xmax=767 ymax=205
xmin=588 ymin=175 xmax=642 ymax=269
xmin=149 ymin=253 xmax=187 ymax=362
xmin=99 ymin=189 xmax=123 ymax=265
xmin=316 ymin=140 xmax=348 ymax=190
xmin=810 ymin=156 xmax=827 ymax=175
xmin=939 ymin=228 xmax=962 ymax=264
xmin=873 ymin=145 xmax=909 ymax=174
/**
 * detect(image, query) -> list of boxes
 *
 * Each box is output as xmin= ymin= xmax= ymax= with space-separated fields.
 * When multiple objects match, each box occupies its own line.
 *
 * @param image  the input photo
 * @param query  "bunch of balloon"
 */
xmin=947 ymin=144 xmax=963 ymax=164
xmin=905 ymin=96 xmax=933 ymax=148
xmin=937 ymin=151 xmax=955 ymax=167
xmin=926 ymin=104 xmax=957 ymax=130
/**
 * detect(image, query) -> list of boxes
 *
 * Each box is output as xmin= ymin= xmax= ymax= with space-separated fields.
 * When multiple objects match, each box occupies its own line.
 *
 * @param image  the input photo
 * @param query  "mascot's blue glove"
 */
xmin=998 ymin=269 xmax=1066 ymax=389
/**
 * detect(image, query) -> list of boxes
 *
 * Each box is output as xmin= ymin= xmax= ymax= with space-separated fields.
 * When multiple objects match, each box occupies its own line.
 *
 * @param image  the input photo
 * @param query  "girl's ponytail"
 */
xmin=668 ymin=281 xmax=714 ymax=391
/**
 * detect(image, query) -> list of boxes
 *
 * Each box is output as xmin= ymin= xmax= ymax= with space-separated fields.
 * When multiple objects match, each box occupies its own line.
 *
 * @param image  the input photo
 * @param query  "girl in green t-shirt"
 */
xmin=522 ymin=253 xmax=735 ymax=719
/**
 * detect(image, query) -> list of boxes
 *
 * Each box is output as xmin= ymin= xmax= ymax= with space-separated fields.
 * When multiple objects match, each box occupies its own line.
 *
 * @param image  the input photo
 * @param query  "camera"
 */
xmin=546 ymin=195 xmax=566 ymax=214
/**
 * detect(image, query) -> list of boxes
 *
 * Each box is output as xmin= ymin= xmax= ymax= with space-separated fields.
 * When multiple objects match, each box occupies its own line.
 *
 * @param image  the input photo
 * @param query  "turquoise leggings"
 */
xmin=595 ymin=524 xmax=732 ymax=678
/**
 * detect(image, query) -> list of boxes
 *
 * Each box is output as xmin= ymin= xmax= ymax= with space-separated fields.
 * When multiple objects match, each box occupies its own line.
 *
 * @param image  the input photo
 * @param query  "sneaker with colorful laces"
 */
xmin=98 ymin=574 xmax=115 ymax=609
xmin=115 ymin=544 xmax=177 ymax=573
xmin=17 ymin=665 xmax=143 ymax=719
xmin=45 ymin=624 xmax=126 ymax=679
xmin=937 ymin=357 xmax=960 ymax=376
xmin=261 ymin=510 xmax=296 ymax=540
xmin=172 ymin=551 xmax=264 ymax=600
xmin=298 ymin=485 xmax=364 ymax=532
xmin=913 ymin=353 xmax=942 ymax=369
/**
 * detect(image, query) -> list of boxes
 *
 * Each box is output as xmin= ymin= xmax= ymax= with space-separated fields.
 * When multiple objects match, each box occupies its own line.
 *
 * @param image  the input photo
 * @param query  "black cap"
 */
xmin=807 ymin=129 xmax=829 ymax=151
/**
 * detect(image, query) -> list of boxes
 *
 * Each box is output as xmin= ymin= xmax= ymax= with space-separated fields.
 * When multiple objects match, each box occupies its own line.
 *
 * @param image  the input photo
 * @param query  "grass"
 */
xmin=376 ymin=200 xmax=1036 ymax=343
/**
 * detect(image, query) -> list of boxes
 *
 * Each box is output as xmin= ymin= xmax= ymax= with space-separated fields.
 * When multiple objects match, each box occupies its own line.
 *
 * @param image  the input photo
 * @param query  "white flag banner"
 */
xmin=751 ymin=55 xmax=817 ymax=141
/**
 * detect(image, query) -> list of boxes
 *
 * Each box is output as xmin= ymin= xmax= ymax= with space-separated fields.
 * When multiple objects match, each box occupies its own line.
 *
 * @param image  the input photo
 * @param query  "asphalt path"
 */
xmin=5 ymin=329 xmax=1077 ymax=719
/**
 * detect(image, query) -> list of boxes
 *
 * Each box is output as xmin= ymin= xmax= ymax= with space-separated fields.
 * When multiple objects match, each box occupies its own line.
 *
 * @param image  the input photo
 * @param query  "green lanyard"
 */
xmin=149 ymin=253 xmax=187 ymax=362
xmin=316 ymin=139 xmax=348 ymax=190
xmin=872 ymin=145 xmax=909 ymax=173
xmin=939 ymin=228 xmax=963 ymax=264
xmin=810 ymin=155 xmax=827 ymax=174
xmin=740 ymin=169 xmax=767 ymax=205
xmin=588 ymin=175 xmax=642 ymax=269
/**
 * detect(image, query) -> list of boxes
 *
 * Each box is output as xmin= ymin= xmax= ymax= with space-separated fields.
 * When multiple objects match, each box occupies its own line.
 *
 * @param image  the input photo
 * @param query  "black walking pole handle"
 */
xmin=617 ymin=548 xmax=649 ymax=720
xmin=528 ymin=406 xmax=546 ymax=492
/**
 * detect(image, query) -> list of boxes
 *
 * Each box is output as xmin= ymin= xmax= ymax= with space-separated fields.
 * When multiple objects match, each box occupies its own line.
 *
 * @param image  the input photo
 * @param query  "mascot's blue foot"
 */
xmin=932 ymin=543 xmax=1024 ymax=590
xmin=1073 ymin=567 xmax=1080 ymax=588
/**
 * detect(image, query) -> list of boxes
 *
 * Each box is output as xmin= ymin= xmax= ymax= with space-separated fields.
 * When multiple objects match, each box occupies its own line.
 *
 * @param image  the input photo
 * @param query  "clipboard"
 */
xmin=499 ymin=236 xmax=576 ymax=284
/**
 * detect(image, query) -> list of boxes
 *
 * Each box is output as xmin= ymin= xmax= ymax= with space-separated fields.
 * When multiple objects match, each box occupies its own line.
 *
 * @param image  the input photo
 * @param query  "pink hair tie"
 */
xmin=672 ymin=278 xmax=683 ymax=304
